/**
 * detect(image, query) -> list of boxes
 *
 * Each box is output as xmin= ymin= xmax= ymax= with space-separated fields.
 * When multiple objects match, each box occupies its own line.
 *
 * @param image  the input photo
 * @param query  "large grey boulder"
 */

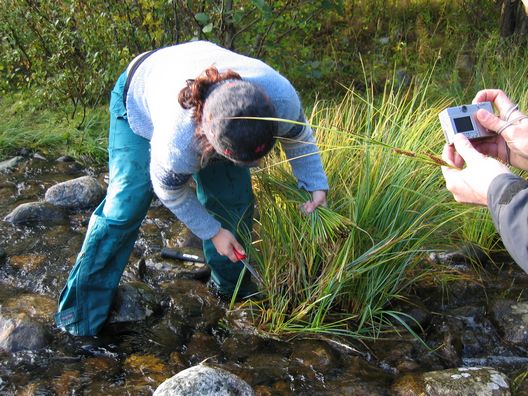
xmin=0 ymin=156 xmax=24 ymax=172
xmin=44 ymin=176 xmax=105 ymax=209
xmin=0 ymin=316 xmax=49 ymax=352
xmin=393 ymin=367 xmax=510 ymax=396
xmin=3 ymin=201 xmax=68 ymax=225
xmin=153 ymin=364 xmax=254 ymax=396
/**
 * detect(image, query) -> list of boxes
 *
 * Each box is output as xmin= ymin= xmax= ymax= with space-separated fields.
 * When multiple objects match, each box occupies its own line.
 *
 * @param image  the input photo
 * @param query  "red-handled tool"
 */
xmin=233 ymin=248 xmax=264 ymax=286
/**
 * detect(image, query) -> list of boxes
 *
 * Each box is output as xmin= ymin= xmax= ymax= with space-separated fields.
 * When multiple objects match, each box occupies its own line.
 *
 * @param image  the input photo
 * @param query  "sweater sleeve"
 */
xmin=487 ymin=172 xmax=528 ymax=272
xmin=149 ymin=128 xmax=221 ymax=241
xmin=275 ymin=96 xmax=329 ymax=192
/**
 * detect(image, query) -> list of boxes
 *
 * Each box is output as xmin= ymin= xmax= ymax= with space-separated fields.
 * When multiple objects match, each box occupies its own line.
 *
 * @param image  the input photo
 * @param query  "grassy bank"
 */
xmin=0 ymin=93 xmax=108 ymax=163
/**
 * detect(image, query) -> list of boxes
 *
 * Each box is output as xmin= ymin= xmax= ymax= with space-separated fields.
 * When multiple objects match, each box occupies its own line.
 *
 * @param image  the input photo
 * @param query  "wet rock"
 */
xmin=290 ymin=339 xmax=340 ymax=374
xmin=230 ymin=349 xmax=288 ymax=384
xmin=463 ymin=356 xmax=528 ymax=373
xmin=55 ymin=160 xmax=85 ymax=176
xmin=2 ymin=293 xmax=56 ymax=324
xmin=0 ymin=181 xmax=16 ymax=202
xmin=124 ymin=354 xmax=170 ymax=388
xmin=9 ymin=254 xmax=47 ymax=272
xmin=489 ymin=299 xmax=528 ymax=347
xmin=32 ymin=153 xmax=47 ymax=161
xmin=165 ymin=280 xmax=225 ymax=333
xmin=107 ymin=282 xmax=162 ymax=324
xmin=391 ymin=297 xmax=431 ymax=330
xmin=0 ymin=316 xmax=49 ymax=352
xmin=243 ymin=353 xmax=289 ymax=385
xmin=56 ymin=155 xmax=76 ymax=162
xmin=221 ymin=333 xmax=266 ymax=361
xmin=0 ymin=156 xmax=24 ymax=172
xmin=393 ymin=367 xmax=511 ymax=396
xmin=174 ymin=227 xmax=203 ymax=250
xmin=52 ymin=369 xmax=81 ymax=396
xmin=428 ymin=243 xmax=487 ymax=266
xmin=168 ymin=351 xmax=188 ymax=373
xmin=450 ymin=306 xmax=502 ymax=358
xmin=368 ymin=338 xmax=425 ymax=375
xmin=183 ymin=332 xmax=220 ymax=364
xmin=3 ymin=201 xmax=68 ymax=225
xmin=153 ymin=364 xmax=255 ymax=396
xmin=426 ymin=317 xmax=464 ymax=367
xmin=44 ymin=175 xmax=105 ymax=209
xmin=320 ymin=355 xmax=393 ymax=395
xmin=136 ymin=221 xmax=165 ymax=256
xmin=83 ymin=356 xmax=120 ymax=377
xmin=122 ymin=257 xmax=147 ymax=283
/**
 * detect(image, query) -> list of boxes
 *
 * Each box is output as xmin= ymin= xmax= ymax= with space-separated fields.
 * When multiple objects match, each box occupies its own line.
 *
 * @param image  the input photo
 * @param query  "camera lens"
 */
xmin=461 ymin=105 xmax=468 ymax=112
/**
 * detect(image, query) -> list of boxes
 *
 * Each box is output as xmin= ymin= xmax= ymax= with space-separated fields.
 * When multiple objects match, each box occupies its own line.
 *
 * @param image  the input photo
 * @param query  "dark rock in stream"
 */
xmin=425 ymin=316 xmax=464 ymax=367
xmin=44 ymin=175 xmax=105 ymax=209
xmin=290 ymin=338 xmax=340 ymax=374
xmin=164 ymin=279 xmax=225 ymax=334
xmin=107 ymin=281 xmax=163 ymax=325
xmin=0 ymin=316 xmax=49 ymax=352
xmin=3 ymin=201 xmax=69 ymax=225
xmin=153 ymin=364 xmax=255 ymax=396
xmin=489 ymin=299 xmax=528 ymax=347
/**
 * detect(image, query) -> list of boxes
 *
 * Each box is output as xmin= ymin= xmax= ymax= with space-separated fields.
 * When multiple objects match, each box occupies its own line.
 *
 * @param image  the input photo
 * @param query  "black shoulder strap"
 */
xmin=122 ymin=49 xmax=160 ymax=108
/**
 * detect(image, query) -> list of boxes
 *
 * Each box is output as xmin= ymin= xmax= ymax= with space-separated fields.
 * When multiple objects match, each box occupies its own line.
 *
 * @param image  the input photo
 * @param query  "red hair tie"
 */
xmin=255 ymin=144 xmax=266 ymax=153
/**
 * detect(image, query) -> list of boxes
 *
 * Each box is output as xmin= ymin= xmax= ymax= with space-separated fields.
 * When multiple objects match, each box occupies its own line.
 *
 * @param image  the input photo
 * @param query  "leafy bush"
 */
xmin=0 ymin=0 xmax=505 ymax=118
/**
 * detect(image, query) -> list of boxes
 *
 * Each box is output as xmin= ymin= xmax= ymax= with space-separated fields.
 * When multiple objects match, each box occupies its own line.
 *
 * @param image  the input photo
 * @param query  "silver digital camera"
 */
xmin=439 ymin=102 xmax=495 ymax=144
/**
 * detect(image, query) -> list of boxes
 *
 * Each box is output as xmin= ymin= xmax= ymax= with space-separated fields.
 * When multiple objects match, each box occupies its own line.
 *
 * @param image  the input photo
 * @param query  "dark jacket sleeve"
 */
xmin=487 ymin=173 xmax=528 ymax=272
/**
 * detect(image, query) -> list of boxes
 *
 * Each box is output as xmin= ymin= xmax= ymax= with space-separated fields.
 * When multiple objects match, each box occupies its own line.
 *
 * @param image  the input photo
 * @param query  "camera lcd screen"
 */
xmin=453 ymin=116 xmax=474 ymax=133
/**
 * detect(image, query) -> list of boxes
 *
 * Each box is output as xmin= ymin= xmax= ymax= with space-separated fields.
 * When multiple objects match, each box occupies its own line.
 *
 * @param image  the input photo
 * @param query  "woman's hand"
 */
xmin=441 ymin=133 xmax=511 ymax=206
xmin=211 ymin=227 xmax=244 ymax=262
xmin=302 ymin=190 xmax=327 ymax=214
xmin=472 ymin=89 xmax=528 ymax=170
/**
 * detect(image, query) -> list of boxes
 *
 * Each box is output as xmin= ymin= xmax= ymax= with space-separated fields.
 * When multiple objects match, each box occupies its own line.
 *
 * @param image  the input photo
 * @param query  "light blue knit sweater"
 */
xmin=125 ymin=41 xmax=328 ymax=240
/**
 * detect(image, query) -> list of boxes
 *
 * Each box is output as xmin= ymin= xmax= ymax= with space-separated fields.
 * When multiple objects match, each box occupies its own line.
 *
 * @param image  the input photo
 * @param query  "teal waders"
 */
xmin=55 ymin=72 xmax=255 ymax=336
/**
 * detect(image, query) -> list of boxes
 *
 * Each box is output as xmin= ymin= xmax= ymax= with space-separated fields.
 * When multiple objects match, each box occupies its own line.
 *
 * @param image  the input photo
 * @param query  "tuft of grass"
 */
xmin=239 ymin=74 xmax=465 ymax=339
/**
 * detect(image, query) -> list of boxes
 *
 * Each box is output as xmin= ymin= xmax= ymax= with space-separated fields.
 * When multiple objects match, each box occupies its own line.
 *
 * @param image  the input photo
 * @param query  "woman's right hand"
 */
xmin=472 ymin=89 xmax=528 ymax=171
xmin=211 ymin=227 xmax=244 ymax=262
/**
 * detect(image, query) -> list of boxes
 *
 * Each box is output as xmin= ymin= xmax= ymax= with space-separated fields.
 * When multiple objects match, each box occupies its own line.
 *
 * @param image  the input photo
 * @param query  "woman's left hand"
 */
xmin=302 ymin=190 xmax=327 ymax=214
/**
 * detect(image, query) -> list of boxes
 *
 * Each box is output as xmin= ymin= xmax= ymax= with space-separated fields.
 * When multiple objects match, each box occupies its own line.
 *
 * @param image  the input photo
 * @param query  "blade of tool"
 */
xmin=233 ymin=248 xmax=264 ymax=286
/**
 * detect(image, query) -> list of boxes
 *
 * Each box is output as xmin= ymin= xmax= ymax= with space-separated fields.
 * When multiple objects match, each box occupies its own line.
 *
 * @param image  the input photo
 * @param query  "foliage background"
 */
xmin=1 ymin=0 xmax=525 ymax=120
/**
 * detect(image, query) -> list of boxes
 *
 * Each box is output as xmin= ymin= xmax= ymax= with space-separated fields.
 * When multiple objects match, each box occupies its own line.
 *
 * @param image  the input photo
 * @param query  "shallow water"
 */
xmin=0 ymin=155 xmax=527 ymax=395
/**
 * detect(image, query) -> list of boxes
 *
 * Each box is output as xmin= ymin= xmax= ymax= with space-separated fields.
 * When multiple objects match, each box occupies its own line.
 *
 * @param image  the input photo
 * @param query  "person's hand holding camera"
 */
xmin=472 ymin=89 xmax=528 ymax=171
xmin=441 ymin=133 xmax=511 ymax=206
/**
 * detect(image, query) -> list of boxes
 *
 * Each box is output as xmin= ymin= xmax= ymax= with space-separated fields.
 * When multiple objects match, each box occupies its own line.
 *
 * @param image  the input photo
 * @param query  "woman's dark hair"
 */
xmin=178 ymin=66 xmax=242 ymax=159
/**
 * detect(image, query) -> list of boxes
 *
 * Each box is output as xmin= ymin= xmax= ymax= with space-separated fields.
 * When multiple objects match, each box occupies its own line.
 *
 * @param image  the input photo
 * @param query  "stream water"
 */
xmin=0 ymin=154 xmax=527 ymax=395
